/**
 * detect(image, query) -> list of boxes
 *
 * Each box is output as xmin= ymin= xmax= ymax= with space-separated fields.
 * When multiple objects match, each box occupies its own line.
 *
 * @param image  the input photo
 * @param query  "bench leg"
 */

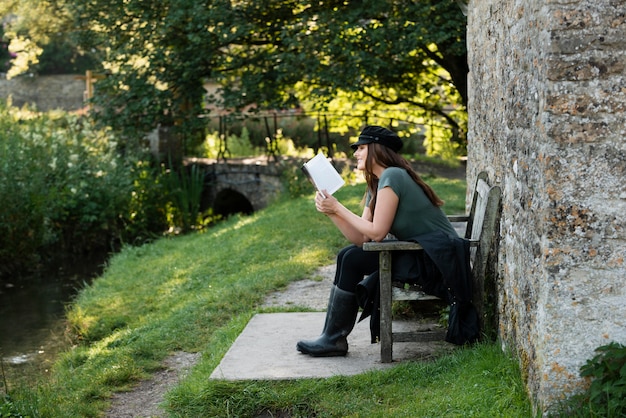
xmin=379 ymin=250 xmax=393 ymax=363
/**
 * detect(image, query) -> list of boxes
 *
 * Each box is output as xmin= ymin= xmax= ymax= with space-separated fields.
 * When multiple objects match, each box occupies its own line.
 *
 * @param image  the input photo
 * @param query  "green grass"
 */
xmin=2 ymin=176 xmax=532 ymax=417
xmin=167 ymin=342 xmax=529 ymax=417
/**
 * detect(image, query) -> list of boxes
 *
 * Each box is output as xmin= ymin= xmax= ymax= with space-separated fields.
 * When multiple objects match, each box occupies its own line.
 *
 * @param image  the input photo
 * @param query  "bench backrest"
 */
xmin=465 ymin=173 xmax=493 ymax=262
xmin=463 ymin=172 xmax=501 ymax=323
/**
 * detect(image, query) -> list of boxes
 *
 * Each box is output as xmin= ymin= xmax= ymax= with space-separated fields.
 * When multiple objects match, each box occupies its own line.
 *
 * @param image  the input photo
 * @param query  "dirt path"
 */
xmin=105 ymin=351 xmax=201 ymax=418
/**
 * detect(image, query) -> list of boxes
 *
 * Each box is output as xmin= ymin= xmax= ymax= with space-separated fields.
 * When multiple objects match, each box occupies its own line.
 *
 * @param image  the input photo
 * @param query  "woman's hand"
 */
xmin=313 ymin=187 xmax=391 ymax=246
xmin=315 ymin=190 xmax=338 ymax=215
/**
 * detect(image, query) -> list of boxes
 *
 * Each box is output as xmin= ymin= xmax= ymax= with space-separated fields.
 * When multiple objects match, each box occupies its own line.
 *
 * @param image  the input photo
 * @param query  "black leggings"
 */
xmin=334 ymin=245 xmax=379 ymax=292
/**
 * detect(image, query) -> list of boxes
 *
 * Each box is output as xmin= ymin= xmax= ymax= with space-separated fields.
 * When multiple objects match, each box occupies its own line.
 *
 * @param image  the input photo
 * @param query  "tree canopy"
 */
xmin=0 ymin=0 xmax=97 ymax=76
xmin=3 ymin=0 xmax=468 ymax=154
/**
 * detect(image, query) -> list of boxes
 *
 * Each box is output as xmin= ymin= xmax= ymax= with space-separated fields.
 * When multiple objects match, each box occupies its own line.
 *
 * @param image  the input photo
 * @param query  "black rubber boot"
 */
xmin=296 ymin=285 xmax=359 ymax=357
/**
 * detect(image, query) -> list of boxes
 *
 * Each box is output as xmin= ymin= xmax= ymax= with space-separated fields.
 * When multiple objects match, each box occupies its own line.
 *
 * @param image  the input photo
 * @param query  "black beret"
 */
xmin=350 ymin=126 xmax=403 ymax=152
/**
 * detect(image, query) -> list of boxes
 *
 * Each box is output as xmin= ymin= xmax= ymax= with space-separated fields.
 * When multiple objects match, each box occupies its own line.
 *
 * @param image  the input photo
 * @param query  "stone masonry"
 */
xmin=467 ymin=0 xmax=625 ymax=414
xmin=192 ymin=158 xmax=286 ymax=213
xmin=0 ymin=74 xmax=86 ymax=111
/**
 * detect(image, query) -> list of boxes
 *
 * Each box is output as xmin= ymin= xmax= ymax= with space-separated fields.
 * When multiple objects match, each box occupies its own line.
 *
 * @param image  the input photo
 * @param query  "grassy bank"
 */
xmin=3 ymin=176 xmax=532 ymax=417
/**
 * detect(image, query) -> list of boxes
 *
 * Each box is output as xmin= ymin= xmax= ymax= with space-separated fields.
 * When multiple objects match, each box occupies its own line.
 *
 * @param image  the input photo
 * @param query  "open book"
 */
xmin=301 ymin=153 xmax=345 ymax=196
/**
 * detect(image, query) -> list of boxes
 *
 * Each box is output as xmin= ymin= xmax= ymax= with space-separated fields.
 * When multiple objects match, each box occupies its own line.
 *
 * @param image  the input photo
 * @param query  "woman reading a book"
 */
xmin=296 ymin=125 xmax=470 ymax=357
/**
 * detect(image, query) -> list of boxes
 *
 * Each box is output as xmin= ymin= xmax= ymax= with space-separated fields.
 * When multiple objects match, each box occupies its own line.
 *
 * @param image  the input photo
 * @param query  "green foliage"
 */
xmin=553 ymin=342 xmax=626 ymax=417
xmin=203 ymin=115 xmax=320 ymax=151
xmin=163 ymin=162 xmax=215 ymax=232
xmin=581 ymin=342 xmax=626 ymax=413
xmin=0 ymin=103 xmax=168 ymax=277
xmin=0 ymin=28 xmax=13 ymax=73
xmin=296 ymin=85 xmax=467 ymax=159
xmin=1 ymin=0 xmax=468 ymax=156
xmin=34 ymin=36 xmax=99 ymax=75
xmin=281 ymin=162 xmax=310 ymax=199
xmin=68 ymin=0 xmax=210 ymax=145
xmin=423 ymin=120 xmax=464 ymax=160
xmin=199 ymin=116 xmax=362 ymax=160
xmin=122 ymin=160 xmax=170 ymax=245
xmin=0 ymin=0 xmax=99 ymax=77
xmin=60 ymin=0 xmax=467 ymax=154
xmin=198 ymin=127 xmax=262 ymax=159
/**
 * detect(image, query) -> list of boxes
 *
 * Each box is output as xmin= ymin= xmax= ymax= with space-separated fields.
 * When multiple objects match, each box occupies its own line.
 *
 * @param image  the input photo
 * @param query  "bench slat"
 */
xmin=392 ymin=329 xmax=447 ymax=343
xmin=363 ymin=239 xmax=478 ymax=252
xmin=363 ymin=241 xmax=423 ymax=251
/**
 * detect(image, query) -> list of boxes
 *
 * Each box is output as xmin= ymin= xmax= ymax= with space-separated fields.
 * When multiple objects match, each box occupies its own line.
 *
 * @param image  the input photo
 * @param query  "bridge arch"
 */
xmin=212 ymin=187 xmax=254 ymax=218
xmin=193 ymin=158 xmax=285 ymax=217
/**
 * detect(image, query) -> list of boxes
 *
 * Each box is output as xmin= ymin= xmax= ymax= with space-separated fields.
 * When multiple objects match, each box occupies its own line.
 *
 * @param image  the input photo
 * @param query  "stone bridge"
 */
xmin=188 ymin=157 xmax=287 ymax=218
xmin=188 ymin=155 xmax=458 ymax=219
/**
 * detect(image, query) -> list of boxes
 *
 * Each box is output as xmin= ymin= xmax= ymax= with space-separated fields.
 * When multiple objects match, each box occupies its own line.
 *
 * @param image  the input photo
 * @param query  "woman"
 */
xmin=296 ymin=125 xmax=462 ymax=357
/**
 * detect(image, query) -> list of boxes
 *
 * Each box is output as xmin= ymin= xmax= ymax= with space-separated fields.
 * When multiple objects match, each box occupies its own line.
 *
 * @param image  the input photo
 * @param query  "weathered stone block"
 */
xmin=0 ymin=74 xmax=86 ymax=111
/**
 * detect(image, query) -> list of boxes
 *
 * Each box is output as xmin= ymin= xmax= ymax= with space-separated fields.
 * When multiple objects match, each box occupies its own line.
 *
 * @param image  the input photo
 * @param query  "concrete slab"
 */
xmin=210 ymin=312 xmax=454 ymax=380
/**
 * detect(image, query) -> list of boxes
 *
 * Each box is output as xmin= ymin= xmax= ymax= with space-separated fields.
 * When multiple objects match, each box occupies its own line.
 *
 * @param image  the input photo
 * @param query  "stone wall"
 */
xmin=0 ymin=74 xmax=86 ymax=111
xmin=467 ymin=0 xmax=625 ymax=414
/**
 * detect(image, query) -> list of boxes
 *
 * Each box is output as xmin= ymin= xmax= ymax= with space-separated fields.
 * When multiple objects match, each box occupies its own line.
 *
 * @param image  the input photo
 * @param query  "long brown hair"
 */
xmin=363 ymin=143 xmax=444 ymax=214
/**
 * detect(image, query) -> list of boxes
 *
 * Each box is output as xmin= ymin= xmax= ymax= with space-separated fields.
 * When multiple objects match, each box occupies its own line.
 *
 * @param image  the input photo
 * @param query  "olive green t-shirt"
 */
xmin=372 ymin=167 xmax=458 ymax=240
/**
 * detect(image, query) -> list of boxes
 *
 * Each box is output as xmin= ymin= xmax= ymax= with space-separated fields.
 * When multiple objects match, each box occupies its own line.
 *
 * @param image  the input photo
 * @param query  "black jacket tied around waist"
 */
xmin=356 ymin=230 xmax=479 ymax=345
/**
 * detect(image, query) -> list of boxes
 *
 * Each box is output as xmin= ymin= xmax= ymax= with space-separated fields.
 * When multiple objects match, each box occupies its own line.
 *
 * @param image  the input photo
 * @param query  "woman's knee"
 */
xmin=334 ymin=246 xmax=377 ymax=290
xmin=341 ymin=246 xmax=374 ymax=269
xmin=336 ymin=245 xmax=357 ymax=263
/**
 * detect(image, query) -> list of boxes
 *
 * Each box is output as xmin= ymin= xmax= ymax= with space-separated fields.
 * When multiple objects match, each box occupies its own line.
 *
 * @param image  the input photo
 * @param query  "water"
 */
xmin=0 ymin=260 xmax=104 ymax=387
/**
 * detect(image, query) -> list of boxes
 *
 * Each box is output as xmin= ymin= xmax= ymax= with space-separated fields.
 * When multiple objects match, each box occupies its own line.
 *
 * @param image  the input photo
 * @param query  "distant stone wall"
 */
xmin=467 ymin=0 xmax=625 ymax=414
xmin=0 ymin=74 xmax=86 ymax=111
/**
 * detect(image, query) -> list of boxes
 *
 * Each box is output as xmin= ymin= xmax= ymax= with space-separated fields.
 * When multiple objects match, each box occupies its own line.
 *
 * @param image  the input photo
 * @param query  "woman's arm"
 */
xmin=316 ymin=186 xmax=399 ymax=246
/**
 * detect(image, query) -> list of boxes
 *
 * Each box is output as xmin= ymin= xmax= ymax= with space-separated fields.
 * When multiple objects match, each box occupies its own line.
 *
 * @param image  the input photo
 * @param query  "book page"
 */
xmin=302 ymin=153 xmax=345 ymax=196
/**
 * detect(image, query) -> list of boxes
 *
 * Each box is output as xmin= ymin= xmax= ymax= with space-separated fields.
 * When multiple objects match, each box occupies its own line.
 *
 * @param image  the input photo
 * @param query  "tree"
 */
xmin=65 ymin=0 xmax=467 ymax=154
xmin=218 ymin=0 xmax=468 ymax=148
xmin=68 ymin=0 xmax=217 ymax=147
xmin=0 ymin=0 xmax=98 ymax=77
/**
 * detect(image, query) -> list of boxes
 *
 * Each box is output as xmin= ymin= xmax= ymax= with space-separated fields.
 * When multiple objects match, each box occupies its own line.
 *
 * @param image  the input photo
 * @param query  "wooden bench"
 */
xmin=363 ymin=171 xmax=501 ymax=363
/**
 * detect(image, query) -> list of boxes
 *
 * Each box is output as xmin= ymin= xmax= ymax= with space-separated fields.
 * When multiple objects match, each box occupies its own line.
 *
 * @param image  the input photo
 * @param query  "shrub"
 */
xmin=579 ymin=342 xmax=626 ymax=416
xmin=163 ymin=162 xmax=208 ymax=232
xmin=552 ymin=342 xmax=626 ymax=417
xmin=198 ymin=127 xmax=263 ymax=159
xmin=0 ymin=103 xmax=168 ymax=278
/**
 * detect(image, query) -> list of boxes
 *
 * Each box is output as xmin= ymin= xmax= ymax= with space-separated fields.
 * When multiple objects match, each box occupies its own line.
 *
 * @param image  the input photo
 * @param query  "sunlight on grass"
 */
xmin=291 ymin=247 xmax=331 ymax=265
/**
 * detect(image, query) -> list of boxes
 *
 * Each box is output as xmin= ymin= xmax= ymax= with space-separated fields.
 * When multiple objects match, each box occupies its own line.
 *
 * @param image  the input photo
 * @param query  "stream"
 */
xmin=0 ymin=258 xmax=105 ymax=388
